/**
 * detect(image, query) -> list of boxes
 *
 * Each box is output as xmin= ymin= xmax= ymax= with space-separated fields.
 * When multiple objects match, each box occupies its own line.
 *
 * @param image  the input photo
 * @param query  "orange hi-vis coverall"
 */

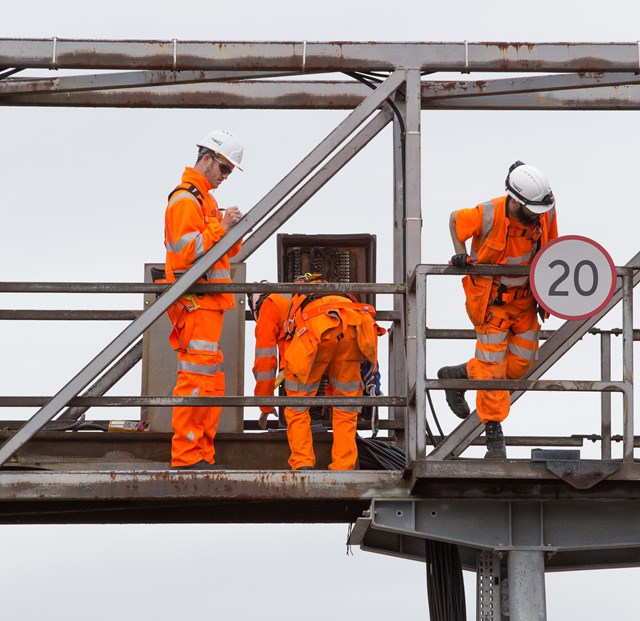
xmin=252 ymin=293 xmax=293 ymax=413
xmin=283 ymin=294 xmax=382 ymax=470
xmin=164 ymin=167 xmax=242 ymax=467
xmin=455 ymin=195 xmax=558 ymax=424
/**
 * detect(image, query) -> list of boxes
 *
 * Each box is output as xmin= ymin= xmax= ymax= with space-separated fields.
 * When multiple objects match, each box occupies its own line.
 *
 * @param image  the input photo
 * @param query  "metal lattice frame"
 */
xmin=1 ymin=39 xmax=639 ymax=469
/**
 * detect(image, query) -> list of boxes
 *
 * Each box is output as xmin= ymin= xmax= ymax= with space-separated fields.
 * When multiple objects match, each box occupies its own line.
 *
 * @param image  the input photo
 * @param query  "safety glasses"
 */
xmin=214 ymin=157 xmax=234 ymax=176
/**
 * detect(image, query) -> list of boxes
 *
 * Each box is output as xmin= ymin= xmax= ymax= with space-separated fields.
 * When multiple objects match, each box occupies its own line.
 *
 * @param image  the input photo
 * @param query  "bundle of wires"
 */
xmin=424 ymin=539 xmax=467 ymax=621
xmin=355 ymin=434 xmax=405 ymax=470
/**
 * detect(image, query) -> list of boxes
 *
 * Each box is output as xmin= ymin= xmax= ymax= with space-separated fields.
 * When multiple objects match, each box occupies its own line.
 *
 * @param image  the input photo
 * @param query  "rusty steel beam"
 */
xmin=5 ymin=80 xmax=640 ymax=110
xmin=0 ymin=69 xmax=305 ymax=96
xmin=2 ymin=39 xmax=640 ymax=73
xmin=0 ymin=469 xmax=412 ymax=525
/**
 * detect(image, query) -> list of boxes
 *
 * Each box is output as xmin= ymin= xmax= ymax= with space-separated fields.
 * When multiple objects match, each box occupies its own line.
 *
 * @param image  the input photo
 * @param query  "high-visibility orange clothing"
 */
xmin=252 ymin=293 xmax=292 ymax=414
xmin=283 ymin=294 xmax=382 ymax=470
xmin=455 ymin=196 xmax=558 ymax=424
xmin=163 ymin=167 xmax=241 ymax=467
xmin=164 ymin=167 xmax=241 ymax=311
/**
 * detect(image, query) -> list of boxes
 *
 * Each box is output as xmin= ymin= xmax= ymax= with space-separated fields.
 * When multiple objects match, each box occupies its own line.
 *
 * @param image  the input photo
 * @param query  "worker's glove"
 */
xmin=537 ymin=304 xmax=549 ymax=324
xmin=258 ymin=408 xmax=277 ymax=430
xmin=449 ymin=253 xmax=474 ymax=268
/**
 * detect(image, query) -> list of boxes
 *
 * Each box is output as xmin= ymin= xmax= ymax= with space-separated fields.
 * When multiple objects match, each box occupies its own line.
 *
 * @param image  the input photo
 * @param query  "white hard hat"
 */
xmin=196 ymin=129 xmax=244 ymax=171
xmin=505 ymin=161 xmax=554 ymax=214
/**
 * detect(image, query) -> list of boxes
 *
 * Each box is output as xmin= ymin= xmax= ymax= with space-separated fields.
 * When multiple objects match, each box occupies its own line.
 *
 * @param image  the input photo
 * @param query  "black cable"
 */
xmin=0 ymin=68 xmax=22 ymax=80
xmin=424 ymin=538 xmax=467 ymax=621
xmin=356 ymin=434 xmax=406 ymax=470
xmin=343 ymin=70 xmax=406 ymax=136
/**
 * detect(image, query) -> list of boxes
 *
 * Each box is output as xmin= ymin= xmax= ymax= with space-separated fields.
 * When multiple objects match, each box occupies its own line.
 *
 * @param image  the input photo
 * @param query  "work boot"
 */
xmin=437 ymin=363 xmax=470 ymax=419
xmin=484 ymin=421 xmax=507 ymax=459
xmin=171 ymin=460 xmax=226 ymax=470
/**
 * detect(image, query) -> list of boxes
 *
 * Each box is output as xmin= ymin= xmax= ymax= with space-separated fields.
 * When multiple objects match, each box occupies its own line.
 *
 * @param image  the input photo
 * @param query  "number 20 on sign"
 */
xmin=530 ymin=235 xmax=617 ymax=321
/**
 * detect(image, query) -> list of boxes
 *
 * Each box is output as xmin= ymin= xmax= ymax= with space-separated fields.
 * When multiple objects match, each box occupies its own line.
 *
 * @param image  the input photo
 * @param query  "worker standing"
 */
xmin=164 ymin=130 xmax=244 ymax=470
xmin=438 ymin=161 xmax=558 ymax=459
xmin=282 ymin=275 xmax=385 ymax=470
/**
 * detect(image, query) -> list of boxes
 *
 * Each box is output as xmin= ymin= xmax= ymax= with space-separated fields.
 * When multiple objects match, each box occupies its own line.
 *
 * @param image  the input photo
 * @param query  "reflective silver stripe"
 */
xmin=178 ymin=360 xmax=224 ymax=375
xmin=330 ymin=378 xmax=363 ymax=393
xmin=253 ymin=370 xmax=276 ymax=381
xmin=480 ymin=201 xmax=495 ymax=240
xmin=476 ymin=332 xmax=507 ymax=345
xmin=500 ymin=275 xmax=529 ymax=287
xmin=187 ymin=339 xmax=219 ymax=352
xmin=193 ymin=234 xmax=205 ymax=259
xmin=475 ymin=348 xmax=505 ymax=363
xmin=505 ymin=251 xmax=533 ymax=266
xmin=205 ymin=268 xmax=231 ymax=280
xmin=169 ymin=191 xmax=200 ymax=208
xmin=508 ymin=342 xmax=539 ymax=361
xmin=515 ymin=329 xmax=539 ymax=342
xmin=166 ymin=230 xmax=202 ymax=254
xmin=255 ymin=346 xmax=277 ymax=358
xmin=284 ymin=379 xmax=321 ymax=393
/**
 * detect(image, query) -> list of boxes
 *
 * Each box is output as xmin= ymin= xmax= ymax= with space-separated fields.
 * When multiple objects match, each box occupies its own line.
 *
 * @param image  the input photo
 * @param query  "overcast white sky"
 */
xmin=3 ymin=1 xmax=640 ymax=619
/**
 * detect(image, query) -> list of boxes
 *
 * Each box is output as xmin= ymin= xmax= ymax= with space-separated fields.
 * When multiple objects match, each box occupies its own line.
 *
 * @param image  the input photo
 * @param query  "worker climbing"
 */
xmin=438 ymin=161 xmax=558 ymax=459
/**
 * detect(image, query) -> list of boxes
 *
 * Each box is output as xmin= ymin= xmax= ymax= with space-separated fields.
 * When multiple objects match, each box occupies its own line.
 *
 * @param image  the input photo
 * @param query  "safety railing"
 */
xmin=410 ymin=264 xmax=638 ymax=463
xmin=0 ymin=279 xmax=407 ymax=467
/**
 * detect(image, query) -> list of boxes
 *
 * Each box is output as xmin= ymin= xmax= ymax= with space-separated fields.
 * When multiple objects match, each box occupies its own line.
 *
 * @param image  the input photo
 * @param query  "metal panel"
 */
xmin=140 ymin=263 xmax=246 ymax=433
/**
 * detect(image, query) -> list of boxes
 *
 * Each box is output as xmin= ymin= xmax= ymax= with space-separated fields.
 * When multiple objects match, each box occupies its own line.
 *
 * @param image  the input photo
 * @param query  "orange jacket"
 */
xmin=285 ymin=293 xmax=383 ymax=384
xmin=164 ymin=167 xmax=242 ymax=311
xmin=455 ymin=195 xmax=558 ymax=325
xmin=252 ymin=293 xmax=293 ymax=413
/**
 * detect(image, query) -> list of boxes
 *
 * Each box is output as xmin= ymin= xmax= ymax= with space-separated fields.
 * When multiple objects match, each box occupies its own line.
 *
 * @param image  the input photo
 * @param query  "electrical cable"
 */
xmin=356 ymin=434 xmax=405 ymax=470
xmin=343 ymin=70 xmax=406 ymax=136
xmin=0 ymin=68 xmax=22 ymax=80
xmin=424 ymin=538 xmax=467 ymax=621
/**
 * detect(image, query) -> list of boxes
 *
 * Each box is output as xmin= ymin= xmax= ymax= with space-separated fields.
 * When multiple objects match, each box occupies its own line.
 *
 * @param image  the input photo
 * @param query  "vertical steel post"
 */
xmin=622 ymin=269 xmax=635 ymax=461
xmin=600 ymin=332 xmax=612 ymax=460
xmin=404 ymin=68 xmax=424 ymax=462
xmin=392 ymin=102 xmax=407 ymax=457
xmin=507 ymin=550 xmax=547 ymax=621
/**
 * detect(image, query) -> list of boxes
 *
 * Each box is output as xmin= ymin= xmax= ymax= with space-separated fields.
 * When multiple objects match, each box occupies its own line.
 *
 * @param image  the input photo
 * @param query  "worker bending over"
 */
xmin=163 ymin=129 xmax=244 ymax=470
xmin=439 ymin=161 xmax=558 ymax=459
xmin=278 ymin=274 xmax=385 ymax=470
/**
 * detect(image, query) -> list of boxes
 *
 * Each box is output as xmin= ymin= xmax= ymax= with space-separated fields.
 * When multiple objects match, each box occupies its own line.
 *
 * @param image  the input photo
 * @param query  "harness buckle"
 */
xmin=494 ymin=283 xmax=507 ymax=306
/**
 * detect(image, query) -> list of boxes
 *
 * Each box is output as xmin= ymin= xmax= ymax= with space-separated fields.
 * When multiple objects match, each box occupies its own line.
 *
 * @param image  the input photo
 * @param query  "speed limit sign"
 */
xmin=530 ymin=235 xmax=617 ymax=320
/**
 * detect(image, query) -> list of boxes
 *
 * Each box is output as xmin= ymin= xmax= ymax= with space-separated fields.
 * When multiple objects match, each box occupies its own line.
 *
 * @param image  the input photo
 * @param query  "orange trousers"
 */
xmin=284 ymin=324 xmax=363 ymax=470
xmin=167 ymin=304 xmax=225 ymax=467
xmin=467 ymin=296 xmax=540 ymax=424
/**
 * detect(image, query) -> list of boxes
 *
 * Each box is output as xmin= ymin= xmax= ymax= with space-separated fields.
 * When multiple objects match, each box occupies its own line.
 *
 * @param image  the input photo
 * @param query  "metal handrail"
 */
xmin=413 ymin=263 xmax=638 ymax=464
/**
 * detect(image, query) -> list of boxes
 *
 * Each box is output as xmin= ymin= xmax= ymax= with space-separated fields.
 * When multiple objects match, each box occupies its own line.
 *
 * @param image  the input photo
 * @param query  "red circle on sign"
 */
xmin=530 ymin=235 xmax=617 ymax=321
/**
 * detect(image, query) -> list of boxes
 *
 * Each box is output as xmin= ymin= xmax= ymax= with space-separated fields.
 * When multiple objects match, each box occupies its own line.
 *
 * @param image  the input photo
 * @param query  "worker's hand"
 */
xmin=258 ymin=408 xmax=277 ymax=430
xmin=449 ymin=253 xmax=475 ymax=267
xmin=221 ymin=206 xmax=243 ymax=231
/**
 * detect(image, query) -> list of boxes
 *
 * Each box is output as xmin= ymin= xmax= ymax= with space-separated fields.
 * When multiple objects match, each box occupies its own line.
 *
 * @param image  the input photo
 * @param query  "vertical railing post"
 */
xmin=622 ymin=268 xmax=635 ymax=462
xmin=392 ymin=101 xmax=407 ymax=459
xmin=600 ymin=331 xmax=612 ymax=460
xmin=403 ymin=68 xmax=423 ymax=463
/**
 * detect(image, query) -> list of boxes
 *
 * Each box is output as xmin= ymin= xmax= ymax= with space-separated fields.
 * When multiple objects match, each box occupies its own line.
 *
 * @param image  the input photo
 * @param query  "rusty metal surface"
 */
xmin=6 ymin=81 xmax=640 ymax=110
xmin=3 ymin=40 xmax=640 ymax=73
xmin=545 ymin=460 xmax=621 ymax=489
xmin=0 ymin=468 xmax=410 ymax=525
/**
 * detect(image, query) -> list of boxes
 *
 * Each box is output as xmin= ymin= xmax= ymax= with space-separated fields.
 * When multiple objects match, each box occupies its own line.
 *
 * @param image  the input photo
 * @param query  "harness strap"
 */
xmin=165 ymin=184 xmax=207 ymax=283
xmin=167 ymin=183 xmax=204 ymax=204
